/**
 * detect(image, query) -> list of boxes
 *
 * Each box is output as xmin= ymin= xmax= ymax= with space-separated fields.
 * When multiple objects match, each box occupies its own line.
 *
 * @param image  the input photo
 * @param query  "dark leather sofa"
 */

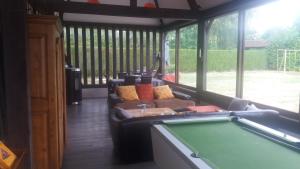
xmin=108 ymin=90 xmax=195 ymax=110
xmin=109 ymin=97 xmax=280 ymax=163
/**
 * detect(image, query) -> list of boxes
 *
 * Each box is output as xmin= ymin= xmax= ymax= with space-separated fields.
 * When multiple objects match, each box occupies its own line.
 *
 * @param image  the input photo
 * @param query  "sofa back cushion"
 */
xmin=117 ymin=85 xmax=139 ymax=101
xmin=135 ymin=84 xmax=154 ymax=101
xmin=153 ymin=85 xmax=174 ymax=100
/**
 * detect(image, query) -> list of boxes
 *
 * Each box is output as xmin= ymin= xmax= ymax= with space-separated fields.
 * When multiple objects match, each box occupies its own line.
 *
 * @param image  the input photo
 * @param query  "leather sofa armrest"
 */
xmin=172 ymin=91 xmax=192 ymax=100
xmin=108 ymin=93 xmax=123 ymax=108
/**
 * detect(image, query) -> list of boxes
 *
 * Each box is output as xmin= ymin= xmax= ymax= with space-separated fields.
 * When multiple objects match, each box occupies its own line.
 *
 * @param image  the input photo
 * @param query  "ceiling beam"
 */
xmin=200 ymin=0 xmax=276 ymax=19
xmin=59 ymin=2 xmax=198 ymax=19
xmin=186 ymin=0 xmax=201 ymax=11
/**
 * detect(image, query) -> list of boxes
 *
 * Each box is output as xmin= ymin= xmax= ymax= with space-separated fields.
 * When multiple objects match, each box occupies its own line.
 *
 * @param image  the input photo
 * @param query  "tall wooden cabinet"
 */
xmin=27 ymin=15 xmax=67 ymax=169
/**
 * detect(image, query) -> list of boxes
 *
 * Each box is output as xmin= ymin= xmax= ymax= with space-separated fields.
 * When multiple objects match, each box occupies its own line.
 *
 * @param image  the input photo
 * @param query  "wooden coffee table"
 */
xmin=126 ymin=108 xmax=177 ymax=118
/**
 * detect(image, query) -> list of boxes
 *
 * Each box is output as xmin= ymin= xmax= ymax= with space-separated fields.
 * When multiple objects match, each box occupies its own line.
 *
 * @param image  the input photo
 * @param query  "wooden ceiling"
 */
xmin=28 ymin=0 xmax=275 ymax=26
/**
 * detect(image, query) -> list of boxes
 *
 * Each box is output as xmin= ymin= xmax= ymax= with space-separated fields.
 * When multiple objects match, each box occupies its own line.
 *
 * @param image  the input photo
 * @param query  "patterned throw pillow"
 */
xmin=136 ymin=84 xmax=154 ymax=101
xmin=117 ymin=85 xmax=139 ymax=101
xmin=153 ymin=85 xmax=174 ymax=100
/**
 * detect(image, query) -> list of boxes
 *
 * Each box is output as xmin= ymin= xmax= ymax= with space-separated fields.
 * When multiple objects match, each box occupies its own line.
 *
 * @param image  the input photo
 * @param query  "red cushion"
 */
xmin=135 ymin=84 xmax=154 ymax=102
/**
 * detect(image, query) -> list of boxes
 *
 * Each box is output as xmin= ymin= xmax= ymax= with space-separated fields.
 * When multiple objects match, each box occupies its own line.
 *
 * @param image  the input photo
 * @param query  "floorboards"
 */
xmin=62 ymin=96 xmax=159 ymax=169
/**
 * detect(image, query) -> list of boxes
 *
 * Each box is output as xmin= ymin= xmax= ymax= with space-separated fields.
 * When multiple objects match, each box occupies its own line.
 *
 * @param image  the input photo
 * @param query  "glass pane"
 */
xmin=206 ymin=13 xmax=238 ymax=96
xmin=244 ymin=0 xmax=300 ymax=113
xmin=163 ymin=31 xmax=176 ymax=82
xmin=178 ymin=24 xmax=198 ymax=87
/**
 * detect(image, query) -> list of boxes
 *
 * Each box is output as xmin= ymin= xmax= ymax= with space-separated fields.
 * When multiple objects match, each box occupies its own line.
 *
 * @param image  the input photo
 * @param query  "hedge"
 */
xmin=68 ymin=47 xmax=268 ymax=76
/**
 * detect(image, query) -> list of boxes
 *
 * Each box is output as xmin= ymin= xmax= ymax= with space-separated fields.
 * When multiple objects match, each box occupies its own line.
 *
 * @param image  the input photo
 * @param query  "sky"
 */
xmin=249 ymin=0 xmax=300 ymax=35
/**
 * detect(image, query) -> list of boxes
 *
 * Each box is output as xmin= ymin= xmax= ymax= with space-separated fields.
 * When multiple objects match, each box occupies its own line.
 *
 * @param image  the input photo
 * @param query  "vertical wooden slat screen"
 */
xmin=90 ymin=27 xmax=96 ymax=86
xmin=112 ymin=28 xmax=117 ymax=78
xmin=97 ymin=28 xmax=103 ymax=85
xmin=82 ymin=27 xmax=88 ymax=86
xmin=74 ymin=26 xmax=79 ymax=68
xmin=64 ymin=24 xmax=160 ymax=88
xmin=146 ymin=30 xmax=150 ymax=72
xmin=159 ymin=32 xmax=163 ymax=73
xmin=133 ymin=30 xmax=137 ymax=73
xmin=119 ymin=29 xmax=124 ymax=73
xmin=126 ymin=30 xmax=130 ymax=73
xmin=66 ymin=26 xmax=71 ymax=65
xmin=153 ymin=30 xmax=157 ymax=59
xmin=140 ymin=30 xmax=144 ymax=73
xmin=105 ymin=28 xmax=110 ymax=82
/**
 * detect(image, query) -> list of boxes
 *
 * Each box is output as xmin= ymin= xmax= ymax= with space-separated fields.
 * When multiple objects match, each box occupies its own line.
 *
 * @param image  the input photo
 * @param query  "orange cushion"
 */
xmin=117 ymin=85 xmax=139 ymax=101
xmin=136 ymin=84 xmax=154 ymax=102
xmin=153 ymin=85 xmax=174 ymax=100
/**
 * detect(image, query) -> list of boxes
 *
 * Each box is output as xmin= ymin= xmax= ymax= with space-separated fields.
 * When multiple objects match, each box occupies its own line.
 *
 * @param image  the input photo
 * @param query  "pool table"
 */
xmin=151 ymin=116 xmax=300 ymax=169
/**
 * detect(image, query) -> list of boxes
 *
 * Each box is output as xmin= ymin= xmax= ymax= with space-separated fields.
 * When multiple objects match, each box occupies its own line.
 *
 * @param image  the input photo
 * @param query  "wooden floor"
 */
xmin=62 ymin=94 xmax=159 ymax=169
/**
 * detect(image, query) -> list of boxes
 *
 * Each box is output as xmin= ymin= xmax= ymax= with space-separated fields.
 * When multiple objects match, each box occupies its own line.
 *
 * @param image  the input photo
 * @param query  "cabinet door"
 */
xmin=28 ymin=32 xmax=49 ymax=169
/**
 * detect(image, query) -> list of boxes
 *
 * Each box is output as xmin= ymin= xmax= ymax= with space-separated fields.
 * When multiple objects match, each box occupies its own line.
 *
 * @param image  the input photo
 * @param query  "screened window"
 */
xmin=163 ymin=31 xmax=176 ymax=82
xmin=178 ymin=24 xmax=198 ymax=87
xmin=206 ymin=13 xmax=238 ymax=96
xmin=243 ymin=0 xmax=300 ymax=113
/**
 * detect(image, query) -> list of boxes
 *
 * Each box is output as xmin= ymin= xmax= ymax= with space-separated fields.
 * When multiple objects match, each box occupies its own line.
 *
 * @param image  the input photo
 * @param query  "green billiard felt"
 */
xmin=164 ymin=120 xmax=300 ymax=169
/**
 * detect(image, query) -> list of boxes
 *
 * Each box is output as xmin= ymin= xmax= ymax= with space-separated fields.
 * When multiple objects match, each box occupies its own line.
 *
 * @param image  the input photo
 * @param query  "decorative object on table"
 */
xmin=0 ymin=141 xmax=16 ymax=169
xmin=153 ymin=85 xmax=174 ymax=99
xmin=116 ymin=85 xmax=139 ymax=101
xmin=137 ymin=104 xmax=147 ymax=113
xmin=87 ymin=0 xmax=100 ymax=4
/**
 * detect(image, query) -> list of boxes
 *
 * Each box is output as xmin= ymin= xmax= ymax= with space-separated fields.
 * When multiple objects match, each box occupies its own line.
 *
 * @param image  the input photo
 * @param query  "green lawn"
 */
xmin=179 ymin=71 xmax=300 ymax=113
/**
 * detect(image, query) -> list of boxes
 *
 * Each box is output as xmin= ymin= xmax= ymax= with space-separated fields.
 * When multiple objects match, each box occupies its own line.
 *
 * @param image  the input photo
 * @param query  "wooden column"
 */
xmin=146 ymin=30 xmax=150 ymax=71
xmin=105 ymin=28 xmax=110 ymax=81
xmin=133 ymin=30 xmax=137 ymax=73
xmin=140 ymin=30 xmax=144 ymax=73
xmin=126 ymin=29 xmax=130 ymax=73
xmin=74 ymin=26 xmax=79 ymax=68
xmin=112 ymin=28 xmax=117 ymax=78
xmin=119 ymin=29 xmax=124 ymax=73
xmin=97 ymin=28 xmax=103 ymax=85
xmin=82 ymin=27 xmax=88 ymax=86
xmin=90 ymin=27 xmax=96 ymax=85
